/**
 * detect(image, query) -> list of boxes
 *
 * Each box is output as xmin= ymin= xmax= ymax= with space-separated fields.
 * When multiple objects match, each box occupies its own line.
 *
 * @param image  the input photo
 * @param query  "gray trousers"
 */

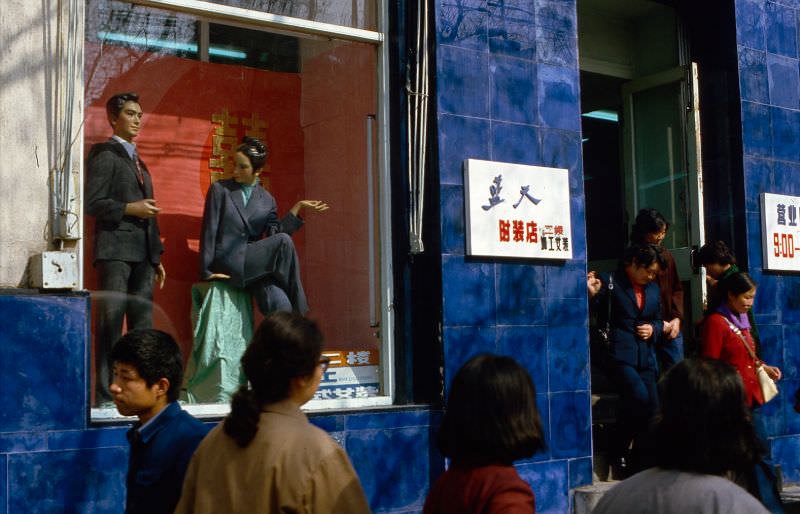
xmin=94 ymin=259 xmax=155 ymax=404
xmin=244 ymin=233 xmax=308 ymax=315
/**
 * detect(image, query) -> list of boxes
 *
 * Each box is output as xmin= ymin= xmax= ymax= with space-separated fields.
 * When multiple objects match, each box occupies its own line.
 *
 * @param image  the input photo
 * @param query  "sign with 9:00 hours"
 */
xmin=761 ymin=193 xmax=800 ymax=272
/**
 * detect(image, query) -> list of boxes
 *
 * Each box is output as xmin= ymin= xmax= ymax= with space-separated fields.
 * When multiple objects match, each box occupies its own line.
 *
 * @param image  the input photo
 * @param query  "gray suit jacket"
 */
xmin=199 ymin=179 xmax=303 ymax=288
xmin=85 ymin=139 xmax=163 ymax=265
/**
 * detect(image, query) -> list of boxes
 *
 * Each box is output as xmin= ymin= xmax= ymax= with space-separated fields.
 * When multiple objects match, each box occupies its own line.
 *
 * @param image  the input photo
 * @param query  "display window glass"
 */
xmin=204 ymin=0 xmax=377 ymax=30
xmin=85 ymin=0 xmax=390 ymax=419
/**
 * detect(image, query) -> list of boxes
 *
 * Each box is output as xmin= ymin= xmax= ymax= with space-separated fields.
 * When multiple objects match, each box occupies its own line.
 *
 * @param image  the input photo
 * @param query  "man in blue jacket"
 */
xmin=110 ymin=329 xmax=207 ymax=514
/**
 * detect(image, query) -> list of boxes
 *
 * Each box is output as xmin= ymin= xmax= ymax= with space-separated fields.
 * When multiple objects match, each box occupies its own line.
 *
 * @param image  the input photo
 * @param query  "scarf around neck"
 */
xmin=716 ymin=304 xmax=751 ymax=331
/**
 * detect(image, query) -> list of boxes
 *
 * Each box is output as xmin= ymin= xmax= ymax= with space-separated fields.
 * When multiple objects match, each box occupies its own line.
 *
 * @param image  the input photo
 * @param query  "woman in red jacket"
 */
xmin=424 ymin=355 xmax=545 ymax=514
xmin=701 ymin=272 xmax=781 ymax=407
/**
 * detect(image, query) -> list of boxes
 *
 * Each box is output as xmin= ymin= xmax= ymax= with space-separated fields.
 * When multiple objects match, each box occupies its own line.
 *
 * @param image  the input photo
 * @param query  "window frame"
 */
xmin=85 ymin=0 xmax=395 ymax=421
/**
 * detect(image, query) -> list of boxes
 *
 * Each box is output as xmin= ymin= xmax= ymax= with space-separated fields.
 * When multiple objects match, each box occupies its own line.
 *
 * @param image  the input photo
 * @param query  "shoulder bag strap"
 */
xmin=720 ymin=316 xmax=761 ymax=366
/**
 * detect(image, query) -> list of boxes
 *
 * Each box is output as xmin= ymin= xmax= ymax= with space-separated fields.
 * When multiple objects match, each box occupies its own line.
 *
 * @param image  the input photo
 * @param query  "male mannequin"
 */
xmin=86 ymin=92 xmax=166 ymax=405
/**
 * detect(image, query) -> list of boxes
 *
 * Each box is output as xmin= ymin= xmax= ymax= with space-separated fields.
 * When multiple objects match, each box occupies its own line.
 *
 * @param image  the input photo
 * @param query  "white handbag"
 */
xmin=722 ymin=317 xmax=779 ymax=404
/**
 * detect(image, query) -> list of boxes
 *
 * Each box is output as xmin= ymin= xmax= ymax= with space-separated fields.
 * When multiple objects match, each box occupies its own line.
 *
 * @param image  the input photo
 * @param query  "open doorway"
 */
xmin=578 ymin=0 xmax=706 ymax=481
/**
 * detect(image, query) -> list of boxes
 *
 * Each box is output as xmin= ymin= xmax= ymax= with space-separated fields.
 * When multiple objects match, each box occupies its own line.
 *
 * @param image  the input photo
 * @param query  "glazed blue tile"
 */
xmin=782 ymin=379 xmax=800 ymax=433
xmin=773 ymin=435 xmax=800 ymax=483
xmin=495 ymin=263 xmax=547 ymax=325
xmin=491 ymin=121 xmax=542 ymax=165
xmin=346 ymin=428 xmax=429 ymax=512
xmin=534 ymin=1 xmax=576 ymax=34
xmin=309 ymin=414 xmax=344 ymax=433
xmin=736 ymin=0 xmax=766 ymax=49
xmin=534 ymin=2 xmax=577 ymax=66
xmin=767 ymin=53 xmax=800 ymax=108
xmin=46 ymin=427 xmax=133 ymax=451
xmin=568 ymin=197 xmax=587 ymax=261
xmin=436 ymin=0 xmax=488 ymax=50
xmin=766 ymin=1 xmax=798 ymax=57
xmin=549 ymin=392 xmax=591 ymax=458
xmin=783 ymin=326 xmax=800 ymax=380
xmin=442 ymin=255 xmax=496 ymax=326
xmin=758 ymin=323 xmax=784 ymax=370
xmin=438 ymin=114 xmax=491 ymax=185
xmin=345 ymin=409 xmax=431 ymax=431
xmin=516 ymin=460 xmax=569 ymax=514
xmin=497 ymin=325 xmax=549 ymax=393
xmin=537 ymin=64 xmax=580 ymax=132
xmin=0 ymin=296 xmax=88 ymax=432
xmin=741 ymin=100 xmax=772 ymax=157
xmin=738 ymin=47 xmax=770 ymax=103
xmin=754 ymin=391 xmax=784 ymax=438
xmin=751 ymin=270 xmax=780 ymax=324
xmin=771 ymin=107 xmax=800 ymax=162
xmin=535 ymin=27 xmax=577 ymax=67
xmin=545 ymin=259 xmax=586 ymax=299
xmin=0 ymin=454 xmax=6 ymax=514
xmin=569 ymin=457 xmax=593 ymax=489
xmin=0 ymin=432 xmax=46 ymax=454
xmin=783 ymin=281 xmax=800 ymax=324
xmin=437 ymin=46 xmax=490 ymax=117
xmin=547 ymin=326 xmax=589 ymax=393
xmin=547 ymin=297 xmax=587 ymax=329
xmin=490 ymin=55 xmax=537 ymax=124
xmin=743 ymin=156 xmax=774 ymax=214
xmin=443 ymin=326 xmax=497 ymax=393
xmin=774 ymin=160 xmax=800 ymax=196
xmin=9 ymin=447 xmax=127 ymax=514
xmin=539 ymin=128 xmax=582 ymax=175
xmin=746 ymin=211 xmax=765 ymax=269
xmin=513 ymin=393 xmax=551 ymax=463
xmin=441 ymin=185 xmax=466 ymax=255
xmin=488 ymin=1 xmax=536 ymax=60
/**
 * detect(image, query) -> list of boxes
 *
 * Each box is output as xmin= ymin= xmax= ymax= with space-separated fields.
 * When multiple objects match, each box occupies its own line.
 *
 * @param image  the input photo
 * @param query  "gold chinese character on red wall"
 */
xmin=209 ymin=109 xmax=269 ymax=183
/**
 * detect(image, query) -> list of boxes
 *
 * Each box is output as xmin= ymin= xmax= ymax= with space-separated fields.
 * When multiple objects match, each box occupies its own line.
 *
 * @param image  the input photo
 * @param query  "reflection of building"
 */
xmin=2 ymin=0 xmax=800 ymax=511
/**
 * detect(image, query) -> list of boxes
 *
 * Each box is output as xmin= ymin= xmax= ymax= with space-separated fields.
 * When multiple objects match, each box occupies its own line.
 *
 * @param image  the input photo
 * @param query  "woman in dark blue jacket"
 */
xmin=590 ymin=243 xmax=665 ymax=478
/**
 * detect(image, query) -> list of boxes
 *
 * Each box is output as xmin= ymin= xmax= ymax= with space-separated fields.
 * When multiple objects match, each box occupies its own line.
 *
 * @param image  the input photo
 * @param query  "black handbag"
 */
xmin=590 ymin=273 xmax=614 ymax=349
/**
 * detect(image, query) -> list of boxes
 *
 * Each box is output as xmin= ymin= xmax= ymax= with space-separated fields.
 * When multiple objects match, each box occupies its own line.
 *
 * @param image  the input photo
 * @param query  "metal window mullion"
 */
xmin=127 ymin=0 xmax=383 ymax=44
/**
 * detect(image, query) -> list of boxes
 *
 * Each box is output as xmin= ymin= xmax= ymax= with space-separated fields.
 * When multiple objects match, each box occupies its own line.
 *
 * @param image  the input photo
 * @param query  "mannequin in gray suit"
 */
xmin=199 ymin=136 xmax=327 ymax=315
xmin=86 ymin=92 xmax=167 ymax=404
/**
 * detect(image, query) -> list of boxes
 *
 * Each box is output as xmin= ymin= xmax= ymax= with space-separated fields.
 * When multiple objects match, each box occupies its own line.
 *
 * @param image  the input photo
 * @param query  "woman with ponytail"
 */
xmin=175 ymin=312 xmax=370 ymax=513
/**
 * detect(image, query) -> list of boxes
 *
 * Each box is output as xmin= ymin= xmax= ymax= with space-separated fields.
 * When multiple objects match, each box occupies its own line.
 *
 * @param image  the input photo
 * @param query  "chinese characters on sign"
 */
xmin=465 ymin=159 xmax=572 ymax=259
xmin=312 ymin=349 xmax=380 ymax=401
xmin=761 ymin=193 xmax=800 ymax=272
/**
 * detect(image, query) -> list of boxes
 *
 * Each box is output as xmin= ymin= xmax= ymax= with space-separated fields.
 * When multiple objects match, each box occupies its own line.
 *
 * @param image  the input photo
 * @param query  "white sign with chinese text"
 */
xmin=761 ymin=193 xmax=800 ymax=272
xmin=464 ymin=159 xmax=572 ymax=259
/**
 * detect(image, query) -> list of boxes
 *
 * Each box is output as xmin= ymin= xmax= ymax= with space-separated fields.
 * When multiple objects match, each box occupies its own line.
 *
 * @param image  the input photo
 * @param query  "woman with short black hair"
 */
xmin=175 ymin=312 xmax=370 ymax=514
xmin=594 ymin=358 xmax=768 ymax=513
xmin=423 ymin=354 xmax=545 ymax=514
xmin=630 ymin=208 xmax=684 ymax=374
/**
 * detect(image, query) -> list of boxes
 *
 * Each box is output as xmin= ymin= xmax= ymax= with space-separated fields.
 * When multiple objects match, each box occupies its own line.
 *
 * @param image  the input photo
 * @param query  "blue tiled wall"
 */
xmin=735 ymin=0 xmax=800 ymax=484
xmin=435 ymin=0 xmax=591 ymax=511
xmin=0 ymin=294 xmax=439 ymax=513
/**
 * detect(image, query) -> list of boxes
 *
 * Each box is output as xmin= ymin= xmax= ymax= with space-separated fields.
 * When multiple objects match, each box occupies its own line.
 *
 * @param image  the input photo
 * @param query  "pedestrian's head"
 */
xmin=630 ymin=208 xmax=669 ymax=246
xmin=622 ymin=243 xmax=665 ymax=286
xmin=697 ymin=241 xmax=736 ymax=278
xmin=106 ymin=92 xmax=142 ymax=141
xmin=720 ymin=272 xmax=757 ymax=315
xmin=438 ymin=354 xmax=545 ymax=466
xmin=654 ymin=358 xmax=762 ymax=475
xmin=224 ymin=312 xmax=325 ymax=448
xmin=110 ymin=329 xmax=184 ymax=420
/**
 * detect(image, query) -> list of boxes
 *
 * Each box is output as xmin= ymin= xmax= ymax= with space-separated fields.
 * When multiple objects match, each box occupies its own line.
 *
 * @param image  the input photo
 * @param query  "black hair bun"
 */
xmin=240 ymin=136 xmax=268 ymax=170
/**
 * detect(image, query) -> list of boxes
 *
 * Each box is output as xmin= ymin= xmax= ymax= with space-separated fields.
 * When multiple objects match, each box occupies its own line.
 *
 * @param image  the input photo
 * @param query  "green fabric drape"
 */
xmin=183 ymin=282 xmax=253 ymax=404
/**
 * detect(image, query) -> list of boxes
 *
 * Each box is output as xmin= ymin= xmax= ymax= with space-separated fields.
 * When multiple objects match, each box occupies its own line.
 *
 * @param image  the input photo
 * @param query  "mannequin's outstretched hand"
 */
xmin=290 ymin=200 xmax=330 ymax=217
